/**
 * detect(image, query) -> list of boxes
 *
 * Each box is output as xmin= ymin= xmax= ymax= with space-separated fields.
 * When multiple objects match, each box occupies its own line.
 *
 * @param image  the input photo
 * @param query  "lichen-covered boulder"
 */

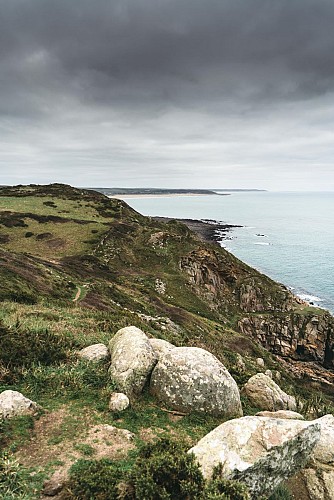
xmin=109 ymin=393 xmax=130 ymax=412
xmin=150 ymin=347 xmax=242 ymax=418
xmin=243 ymin=373 xmax=296 ymax=411
xmin=0 ymin=390 xmax=39 ymax=419
xmin=189 ymin=416 xmax=321 ymax=498
xmin=78 ymin=343 xmax=109 ymax=362
xmin=288 ymin=414 xmax=334 ymax=500
xmin=149 ymin=338 xmax=175 ymax=360
xmin=108 ymin=326 xmax=157 ymax=397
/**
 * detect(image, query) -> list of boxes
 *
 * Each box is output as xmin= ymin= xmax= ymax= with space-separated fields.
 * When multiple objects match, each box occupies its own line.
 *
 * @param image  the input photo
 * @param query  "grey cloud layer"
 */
xmin=1 ymin=0 xmax=334 ymax=189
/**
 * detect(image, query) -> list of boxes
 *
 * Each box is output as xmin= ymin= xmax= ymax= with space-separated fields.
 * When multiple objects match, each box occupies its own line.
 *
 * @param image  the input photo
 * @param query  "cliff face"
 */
xmin=179 ymin=246 xmax=334 ymax=370
xmin=238 ymin=313 xmax=334 ymax=369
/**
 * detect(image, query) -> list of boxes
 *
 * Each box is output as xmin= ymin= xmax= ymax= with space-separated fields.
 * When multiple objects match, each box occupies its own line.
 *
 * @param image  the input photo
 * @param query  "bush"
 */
xmin=202 ymin=463 xmax=250 ymax=500
xmin=204 ymin=478 xmax=250 ymax=499
xmin=129 ymin=437 xmax=205 ymax=500
xmin=67 ymin=458 xmax=126 ymax=500
xmin=0 ymin=323 xmax=72 ymax=382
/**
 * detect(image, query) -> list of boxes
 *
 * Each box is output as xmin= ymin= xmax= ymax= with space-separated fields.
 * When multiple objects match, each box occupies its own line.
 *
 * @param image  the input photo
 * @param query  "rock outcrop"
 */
xmin=78 ymin=343 xmax=109 ymax=362
xmin=243 ymin=373 xmax=296 ymax=411
xmin=238 ymin=311 xmax=334 ymax=369
xmin=189 ymin=415 xmax=321 ymax=499
xmin=0 ymin=390 xmax=39 ymax=419
xmin=108 ymin=326 xmax=157 ymax=397
xmin=150 ymin=346 xmax=242 ymax=418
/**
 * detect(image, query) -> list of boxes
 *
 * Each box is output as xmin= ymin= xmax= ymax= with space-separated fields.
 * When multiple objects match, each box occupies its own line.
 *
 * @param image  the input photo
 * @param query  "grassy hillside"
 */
xmin=0 ymin=183 xmax=333 ymax=498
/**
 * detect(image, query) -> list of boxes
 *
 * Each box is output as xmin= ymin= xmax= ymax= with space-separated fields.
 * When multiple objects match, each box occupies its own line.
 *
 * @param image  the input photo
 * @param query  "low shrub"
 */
xmin=129 ymin=437 xmax=204 ymax=500
xmin=0 ymin=322 xmax=72 ymax=382
xmin=65 ymin=438 xmax=251 ymax=500
xmin=66 ymin=458 xmax=126 ymax=500
xmin=203 ymin=464 xmax=250 ymax=499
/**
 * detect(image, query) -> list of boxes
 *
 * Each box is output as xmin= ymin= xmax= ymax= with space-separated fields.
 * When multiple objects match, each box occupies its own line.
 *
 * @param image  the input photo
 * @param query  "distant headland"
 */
xmin=91 ymin=187 xmax=266 ymax=197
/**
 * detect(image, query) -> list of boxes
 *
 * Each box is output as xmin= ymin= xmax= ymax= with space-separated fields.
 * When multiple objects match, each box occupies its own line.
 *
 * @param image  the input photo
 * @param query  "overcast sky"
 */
xmin=1 ymin=0 xmax=334 ymax=190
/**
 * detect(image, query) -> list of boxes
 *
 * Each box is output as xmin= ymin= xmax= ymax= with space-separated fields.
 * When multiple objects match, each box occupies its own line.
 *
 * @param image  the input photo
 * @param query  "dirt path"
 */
xmin=72 ymin=286 xmax=82 ymax=302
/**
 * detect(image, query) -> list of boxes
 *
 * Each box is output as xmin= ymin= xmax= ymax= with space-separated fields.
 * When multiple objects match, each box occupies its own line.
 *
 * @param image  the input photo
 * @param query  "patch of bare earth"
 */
xmin=15 ymin=407 xmax=136 ymax=498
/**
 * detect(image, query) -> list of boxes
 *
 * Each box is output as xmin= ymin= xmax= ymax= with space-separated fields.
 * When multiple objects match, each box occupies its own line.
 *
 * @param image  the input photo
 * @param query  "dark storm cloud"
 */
xmin=1 ymin=0 xmax=334 ymax=189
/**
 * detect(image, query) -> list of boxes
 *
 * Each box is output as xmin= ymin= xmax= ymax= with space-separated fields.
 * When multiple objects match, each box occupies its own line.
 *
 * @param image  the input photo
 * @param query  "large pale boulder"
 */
xmin=79 ymin=343 xmax=109 ymax=362
xmin=150 ymin=347 xmax=242 ymax=418
xmin=189 ymin=415 xmax=321 ymax=498
xmin=108 ymin=326 xmax=157 ymax=397
xmin=243 ymin=373 xmax=296 ymax=411
xmin=0 ymin=390 xmax=39 ymax=419
xmin=149 ymin=338 xmax=175 ymax=360
xmin=288 ymin=414 xmax=334 ymax=500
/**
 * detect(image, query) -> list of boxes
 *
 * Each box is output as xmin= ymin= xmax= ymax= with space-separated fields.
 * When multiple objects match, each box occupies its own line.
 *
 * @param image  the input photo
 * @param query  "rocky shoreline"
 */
xmin=154 ymin=217 xmax=242 ymax=245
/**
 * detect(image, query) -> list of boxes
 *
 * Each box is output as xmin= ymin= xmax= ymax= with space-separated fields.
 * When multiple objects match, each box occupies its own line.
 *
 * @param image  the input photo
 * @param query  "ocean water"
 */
xmin=117 ymin=192 xmax=334 ymax=314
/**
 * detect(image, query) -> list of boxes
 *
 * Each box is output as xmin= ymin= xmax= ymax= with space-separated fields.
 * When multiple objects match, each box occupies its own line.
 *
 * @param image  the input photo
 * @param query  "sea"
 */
xmin=115 ymin=191 xmax=334 ymax=315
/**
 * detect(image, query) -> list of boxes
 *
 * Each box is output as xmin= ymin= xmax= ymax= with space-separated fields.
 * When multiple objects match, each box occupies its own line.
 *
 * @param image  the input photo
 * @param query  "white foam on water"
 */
xmin=297 ymin=293 xmax=323 ymax=303
xmin=254 ymin=242 xmax=270 ymax=246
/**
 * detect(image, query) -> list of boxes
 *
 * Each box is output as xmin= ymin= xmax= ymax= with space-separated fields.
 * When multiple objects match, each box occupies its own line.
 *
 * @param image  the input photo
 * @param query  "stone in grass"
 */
xmin=150 ymin=346 xmax=242 ymax=418
xmin=256 ymin=357 xmax=265 ymax=368
xmin=243 ymin=372 xmax=296 ymax=411
xmin=0 ymin=390 xmax=39 ymax=419
xmin=78 ymin=343 xmax=109 ymax=362
xmin=108 ymin=326 xmax=158 ymax=397
xmin=109 ymin=393 xmax=130 ymax=412
xmin=189 ymin=415 xmax=321 ymax=498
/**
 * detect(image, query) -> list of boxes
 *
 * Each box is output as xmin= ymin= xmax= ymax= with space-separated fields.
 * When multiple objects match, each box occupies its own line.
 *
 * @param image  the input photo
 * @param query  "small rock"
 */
xmin=42 ymin=474 xmax=65 ymax=496
xmin=275 ymin=371 xmax=281 ymax=381
xmin=243 ymin=373 xmax=296 ymax=411
xmin=256 ymin=357 xmax=265 ymax=367
xmin=265 ymin=369 xmax=273 ymax=379
xmin=78 ymin=343 xmax=109 ymax=362
xmin=236 ymin=353 xmax=246 ymax=372
xmin=149 ymin=338 xmax=175 ymax=359
xmin=0 ymin=390 xmax=39 ymax=419
xmin=256 ymin=410 xmax=305 ymax=420
xmin=109 ymin=393 xmax=130 ymax=412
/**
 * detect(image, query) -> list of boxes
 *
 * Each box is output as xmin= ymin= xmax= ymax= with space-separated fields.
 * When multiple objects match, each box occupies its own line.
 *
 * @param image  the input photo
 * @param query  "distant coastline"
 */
xmin=92 ymin=187 xmax=266 ymax=197
xmin=108 ymin=193 xmax=219 ymax=199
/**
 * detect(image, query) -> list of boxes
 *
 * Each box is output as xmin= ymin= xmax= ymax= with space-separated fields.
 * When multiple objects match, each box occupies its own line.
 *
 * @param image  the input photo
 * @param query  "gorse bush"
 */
xmin=67 ymin=458 xmax=125 ymax=499
xmin=129 ymin=437 xmax=205 ymax=500
xmin=203 ymin=464 xmax=250 ymax=499
xmin=0 ymin=322 xmax=73 ymax=382
xmin=66 ymin=438 xmax=251 ymax=500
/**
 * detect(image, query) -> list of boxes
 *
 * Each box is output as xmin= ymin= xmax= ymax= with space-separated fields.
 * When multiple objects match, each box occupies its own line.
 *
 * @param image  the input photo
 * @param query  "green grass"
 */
xmin=0 ymin=196 xmax=113 ymax=222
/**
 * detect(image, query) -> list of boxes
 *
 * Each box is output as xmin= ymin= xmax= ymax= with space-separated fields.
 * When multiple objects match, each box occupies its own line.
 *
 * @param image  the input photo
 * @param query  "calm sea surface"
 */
xmin=117 ymin=192 xmax=334 ymax=314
